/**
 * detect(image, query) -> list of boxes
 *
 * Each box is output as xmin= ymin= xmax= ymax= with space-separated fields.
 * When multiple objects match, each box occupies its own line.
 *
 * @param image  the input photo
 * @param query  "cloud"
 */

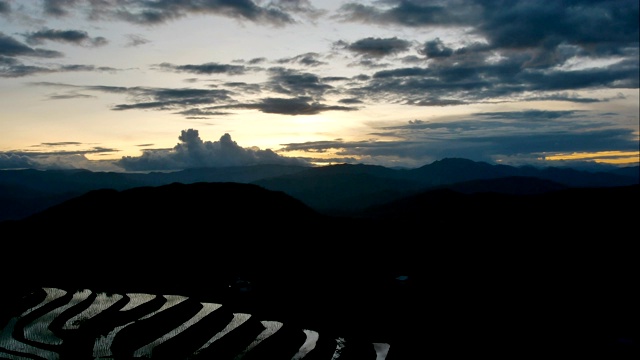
xmin=278 ymin=109 xmax=640 ymax=168
xmin=276 ymin=52 xmax=327 ymax=67
xmin=43 ymin=0 xmax=79 ymax=17
xmin=0 ymin=32 xmax=63 ymax=58
xmin=45 ymin=92 xmax=96 ymax=100
xmin=332 ymin=0 xmax=639 ymax=104
xmin=1 ymin=63 xmax=117 ymax=78
xmin=265 ymin=67 xmax=333 ymax=98
xmin=55 ymin=64 xmax=352 ymax=116
xmin=327 ymin=10 xmax=637 ymax=107
xmin=420 ymin=38 xmax=453 ymax=58
xmin=0 ymin=153 xmax=39 ymax=170
xmin=0 ymin=33 xmax=118 ymax=77
xmin=246 ymin=57 xmax=266 ymax=65
xmin=23 ymin=28 xmax=108 ymax=47
xmin=338 ymin=98 xmax=363 ymax=104
xmin=155 ymin=62 xmax=251 ymax=76
xmin=270 ymin=0 xmax=326 ymax=19
xmin=223 ymin=82 xmax=262 ymax=94
xmin=343 ymin=51 xmax=638 ymax=105
xmin=477 ymin=1 xmax=639 ymax=54
xmin=335 ymin=37 xmax=413 ymax=58
xmin=0 ymin=144 xmax=122 ymax=171
xmin=116 ymin=129 xmax=310 ymax=171
xmin=174 ymin=108 xmax=230 ymax=117
xmin=208 ymin=96 xmax=358 ymax=115
xmin=33 ymin=82 xmax=233 ymax=109
xmin=335 ymin=1 xmax=480 ymax=27
xmin=44 ymin=0 xmax=313 ymax=26
xmin=0 ymin=1 xmax=10 ymax=15
xmin=338 ymin=1 xmax=639 ymax=57
xmin=125 ymin=34 xmax=150 ymax=47
xmin=111 ymin=87 xmax=234 ymax=111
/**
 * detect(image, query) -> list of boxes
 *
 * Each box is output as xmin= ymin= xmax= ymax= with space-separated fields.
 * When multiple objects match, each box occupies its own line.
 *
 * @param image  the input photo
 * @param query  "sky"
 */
xmin=0 ymin=0 xmax=638 ymax=172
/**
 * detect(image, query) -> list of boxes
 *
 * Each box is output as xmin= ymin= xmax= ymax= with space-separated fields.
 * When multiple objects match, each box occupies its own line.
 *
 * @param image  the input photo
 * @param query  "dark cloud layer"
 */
xmin=155 ymin=62 xmax=250 ymax=76
xmin=265 ymin=67 xmax=333 ymax=99
xmin=41 ymin=0 xmax=321 ymax=26
xmin=0 ymin=32 xmax=62 ymax=58
xmin=0 ymin=32 xmax=118 ymax=77
xmin=0 ymin=1 xmax=10 ymax=14
xmin=33 ymin=82 xmax=233 ymax=109
xmin=276 ymin=52 xmax=327 ymax=67
xmin=33 ymin=80 xmax=356 ymax=116
xmin=209 ymin=96 xmax=358 ymax=115
xmin=337 ymin=37 xmax=413 ymax=58
xmin=112 ymin=87 xmax=234 ymax=111
xmin=23 ymin=28 xmax=107 ymax=47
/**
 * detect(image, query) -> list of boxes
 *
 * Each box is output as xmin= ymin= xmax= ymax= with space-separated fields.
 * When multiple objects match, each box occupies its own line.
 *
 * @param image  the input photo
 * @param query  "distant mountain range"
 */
xmin=1 ymin=157 xmax=638 ymax=222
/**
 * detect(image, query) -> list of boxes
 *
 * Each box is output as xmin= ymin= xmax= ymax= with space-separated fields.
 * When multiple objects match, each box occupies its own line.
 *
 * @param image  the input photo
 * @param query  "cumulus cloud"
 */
xmin=116 ymin=129 xmax=310 ymax=171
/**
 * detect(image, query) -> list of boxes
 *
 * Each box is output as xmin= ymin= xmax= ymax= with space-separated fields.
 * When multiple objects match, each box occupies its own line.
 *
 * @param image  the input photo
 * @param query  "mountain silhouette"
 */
xmin=1 ymin=157 xmax=637 ymax=222
xmin=4 ymin=182 xmax=341 ymax=275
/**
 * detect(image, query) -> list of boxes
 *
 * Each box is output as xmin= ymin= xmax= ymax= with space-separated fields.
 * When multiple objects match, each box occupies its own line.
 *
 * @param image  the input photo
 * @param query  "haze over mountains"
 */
xmin=1 ymin=157 xmax=638 ymax=223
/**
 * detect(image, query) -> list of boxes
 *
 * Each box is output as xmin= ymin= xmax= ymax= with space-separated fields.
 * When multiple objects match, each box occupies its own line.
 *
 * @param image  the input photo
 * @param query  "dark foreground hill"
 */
xmin=1 ymin=181 xmax=638 ymax=358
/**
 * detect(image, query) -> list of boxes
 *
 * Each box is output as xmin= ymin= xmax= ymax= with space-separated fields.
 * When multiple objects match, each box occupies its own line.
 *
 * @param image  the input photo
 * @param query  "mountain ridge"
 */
xmin=1 ymin=157 xmax=637 ymax=222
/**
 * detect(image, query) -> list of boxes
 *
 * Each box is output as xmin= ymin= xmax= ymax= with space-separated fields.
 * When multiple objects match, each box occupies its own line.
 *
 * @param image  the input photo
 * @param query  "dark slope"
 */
xmin=19 ymin=181 xmax=320 ymax=227
xmin=360 ymin=181 xmax=639 ymax=244
xmin=149 ymin=164 xmax=309 ymax=185
xmin=3 ymin=182 xmax=342 ymax=290
xmin=407 ymin=157 xmax=516 ymax=185
xmin=0 ymin=164 xmax=310 ymax=221
xmin=411 ymin=175 xmax=570 ymax=195
xmin=409 ymin=158 xmax=639 ymax=187
xmin=0 ymin=183 xmax=80 ymax=222
xmin=252 ymin=163 xmax=424 ymax=215
xmin=362 ymin=181 xmax=638 ymax=221
xmin=252 ymin=158 xmax=638 ymax=216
